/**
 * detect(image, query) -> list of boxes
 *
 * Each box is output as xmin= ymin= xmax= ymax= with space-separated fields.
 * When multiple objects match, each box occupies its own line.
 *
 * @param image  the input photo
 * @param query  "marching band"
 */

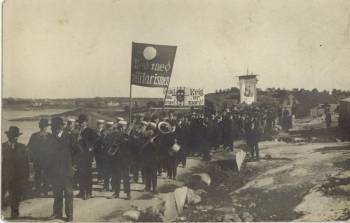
xmin=1 ymin=106 xmax=277 ymax=220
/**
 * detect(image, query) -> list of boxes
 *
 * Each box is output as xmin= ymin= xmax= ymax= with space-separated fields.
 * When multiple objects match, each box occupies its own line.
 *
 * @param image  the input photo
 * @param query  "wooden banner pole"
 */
xmin=129 ymin=83 xmax=133 ymax=124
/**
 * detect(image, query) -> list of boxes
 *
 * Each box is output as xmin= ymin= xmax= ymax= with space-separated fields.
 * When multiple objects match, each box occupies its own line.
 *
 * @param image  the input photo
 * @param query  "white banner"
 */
xmin=165 ymin=87 xmax=204 ymax=107
xmin=239 ymin=75 xmax=258 ymax=105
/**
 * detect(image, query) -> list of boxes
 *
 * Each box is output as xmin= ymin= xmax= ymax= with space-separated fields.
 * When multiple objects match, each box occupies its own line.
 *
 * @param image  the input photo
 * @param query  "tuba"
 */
xmin=158 ymin=121 xmax=175 ymax=134
xmin=157 ymin=121 xmax=180 ymax=156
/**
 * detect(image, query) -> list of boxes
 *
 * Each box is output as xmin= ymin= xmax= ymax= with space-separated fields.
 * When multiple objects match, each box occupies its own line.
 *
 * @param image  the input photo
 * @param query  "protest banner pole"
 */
xmin=162 ymin=85 xmax=170 ymax=110
xmin=129 ymin=83 xmax=133 ymax=123
xmin=163 ymin=47 xmax=177 ymax=111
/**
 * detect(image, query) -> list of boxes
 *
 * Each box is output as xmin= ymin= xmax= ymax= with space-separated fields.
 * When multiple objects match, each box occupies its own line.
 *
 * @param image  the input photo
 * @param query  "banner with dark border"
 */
xmin=131 ymin=42 xmax=177 ymax=88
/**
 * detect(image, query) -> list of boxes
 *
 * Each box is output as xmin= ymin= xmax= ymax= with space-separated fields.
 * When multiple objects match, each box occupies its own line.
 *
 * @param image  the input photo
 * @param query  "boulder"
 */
xmin=174 ymin=186 xmax=188 ymax=214
xmin=123 ymin=210 xmax=141 ymax=221
xmin=224 ymin=213 xmax=242 ymax=222
xmin=202 ymin=205 xmax=214 ymax=210
xmin=193 ymin=173 xmax=211 ymax=186
xmin=216 ymin=215 xmax=225 ymax=222
xmin=241 ymin=212 xmax=254 ymax=222
xmin=186 ymin=188 xmax=202 ymax=204
xmin=248 ymin=202 xmax=256 ymax=208
xmin=176 ymin=216 xmax=187 ymax=221
xmin=265 ymin=154 xmax=272 ymax=160
xmin=192 ymin=194 xmax=202 ymax=204
xmin=337 ymin=184 xmax=350 ymax=193
xmin=163 ymin=193 xmax=178 ymax=222
xmin=195 ymin=189 xmax=208 ymax=197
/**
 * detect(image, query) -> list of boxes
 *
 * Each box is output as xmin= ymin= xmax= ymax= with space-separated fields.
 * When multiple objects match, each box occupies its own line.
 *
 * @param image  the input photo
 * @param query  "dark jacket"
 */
xmin=176 ymin=122 xmax=189 ymax=146
xmin=206 ymin=119 xmax=217 ymax=143
xmin=2 ymin=142 xmax=29 ymax=184
xmin=245 ymin=120 xmax=260 ymax=144
xmin=76 ymin=127 xmax=97 ymax=173
xmin=47 ymin=132 xmax=78 ymax=179
xmin=105 ymin=131 xmax=132 ymax=168
xmin=140 ymin=140 xmax=159 ymax=168
xmin=27 ymin=131 xmax=51 ymax=164
xmin=190 ymin=118 xmax=206 ymax=146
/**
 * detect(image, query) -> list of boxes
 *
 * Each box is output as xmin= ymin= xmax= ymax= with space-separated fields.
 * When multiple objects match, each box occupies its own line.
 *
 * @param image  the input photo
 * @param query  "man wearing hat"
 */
xmin=140 ymin=127 xmax=159 ymax=193
xmin=129 ymin=114 xmax=146 ymax=183
xmin=27 ymin=118 xmax=51 ymax=196
xmin=2 ymin=126 xmax=29 ymax=219
xmin=64 ymin=118 xmax=76 ymax=135
xmin=245 ymin=115 xmax=261 ymax=161
xmin=47 ymin=117 xmax=78 ymax=221
xmin=100 ymin=121 xmax=115 ymax=191
xmin=63 ymin=118 xmax=80 ymax=191
xmin=108 ymin=120 xmax=132 ymax=199
xmin=93 ymin=119 xmax=105 ymax=180
xmin=76 ymin=114 xmax=97 ymax=199
xmin=175 ymin=114 xmax=189 ymax=168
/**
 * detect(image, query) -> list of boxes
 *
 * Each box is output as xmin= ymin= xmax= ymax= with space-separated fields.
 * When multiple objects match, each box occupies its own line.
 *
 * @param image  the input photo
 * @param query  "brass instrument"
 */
xmin=158 ymin=121 xmax=175 ymax=134
xmin=107 ymin=136 xmax=121 ymax=156
xmin=107 ymin=141 xmax=121 ymax=156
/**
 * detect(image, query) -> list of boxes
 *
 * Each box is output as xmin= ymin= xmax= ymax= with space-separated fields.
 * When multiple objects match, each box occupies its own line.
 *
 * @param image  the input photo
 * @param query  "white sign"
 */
xmin=239 ymin=75 xmax=258 ymax=105
xmin=165 ymin=87 xmax=205 ymax=107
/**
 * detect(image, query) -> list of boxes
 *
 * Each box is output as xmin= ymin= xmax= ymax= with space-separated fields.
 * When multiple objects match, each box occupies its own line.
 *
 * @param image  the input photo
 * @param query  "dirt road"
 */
xmin=2 ymin=158 xmax=201 ymax=222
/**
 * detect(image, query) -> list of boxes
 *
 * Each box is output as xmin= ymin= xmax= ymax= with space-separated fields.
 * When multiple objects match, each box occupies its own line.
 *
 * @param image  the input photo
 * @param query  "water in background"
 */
xmin=2 ymin=109 xmax=70 ymax=144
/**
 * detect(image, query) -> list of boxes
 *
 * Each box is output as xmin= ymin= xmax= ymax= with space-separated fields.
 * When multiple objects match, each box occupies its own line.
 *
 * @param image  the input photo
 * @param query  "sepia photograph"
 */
xmin=1 ymin=0 xmax=350 ymax=221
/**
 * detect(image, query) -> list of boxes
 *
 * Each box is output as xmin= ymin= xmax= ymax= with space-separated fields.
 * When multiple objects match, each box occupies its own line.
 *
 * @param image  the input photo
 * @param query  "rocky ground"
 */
xmin=2 ymin=135 xmax=350 ymax=222
xmin=179 ymin=140 xmax=350 ymax=222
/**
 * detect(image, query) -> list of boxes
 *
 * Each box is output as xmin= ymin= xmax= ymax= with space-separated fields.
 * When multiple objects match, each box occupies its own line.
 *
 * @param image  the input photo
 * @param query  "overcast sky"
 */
xmin=3 ymin=0 xmax=350 ymax=98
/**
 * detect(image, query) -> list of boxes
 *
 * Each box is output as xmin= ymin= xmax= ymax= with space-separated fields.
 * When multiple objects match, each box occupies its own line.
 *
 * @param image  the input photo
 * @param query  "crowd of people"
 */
xmin=1 ymin=106 xmax=277 ymax=221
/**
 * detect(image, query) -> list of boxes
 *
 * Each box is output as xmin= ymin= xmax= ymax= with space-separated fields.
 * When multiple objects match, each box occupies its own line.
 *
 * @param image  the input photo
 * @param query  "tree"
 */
xmin=312 ymin=88 xmax=319 ymax=94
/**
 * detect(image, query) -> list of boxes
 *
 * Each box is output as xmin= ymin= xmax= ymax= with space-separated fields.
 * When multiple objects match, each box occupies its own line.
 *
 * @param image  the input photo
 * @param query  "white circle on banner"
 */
xmin=143 ymin=46 xmax=157 ymax=60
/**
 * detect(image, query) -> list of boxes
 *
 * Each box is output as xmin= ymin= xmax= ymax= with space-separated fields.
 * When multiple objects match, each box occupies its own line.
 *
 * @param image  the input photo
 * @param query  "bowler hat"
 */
xmin=77 ymin=114 xmax=88 ymax=123
xmin=39 ymin=118 xmax=50 ymax=128
xmin=5 ymin=126 xmax=22 ymax=137
xmin=51 ymin=117 xmax=64 ymax=127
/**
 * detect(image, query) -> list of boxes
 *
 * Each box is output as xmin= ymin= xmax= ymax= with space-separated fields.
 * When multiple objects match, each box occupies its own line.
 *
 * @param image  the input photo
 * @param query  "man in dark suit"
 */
xmin=76 ymin=114 xmax=97 ymax=200
xmin=2 ymin=126 xmax=29 ymax=219
xmin=108 ymin=121 xmax=132 ymax=199
xmin=129 ymin=115 xmax=146 ymax=183
xmin=27 ymin=118 xmax=51 ymax=196
xmin=93 ymin=119 xmax=105 ymax=180
xmin=222 ymin=112 xmax=233 ymax=151
xmin=140 ymin=128 xmax=159 ymax=193
xmin=48 ymin=117 xmax=78 ymax=221
xmin=175 ymin=114 xmax=189 ymax=167
xmin=245 ymin=116 xmax=261 ymax=161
